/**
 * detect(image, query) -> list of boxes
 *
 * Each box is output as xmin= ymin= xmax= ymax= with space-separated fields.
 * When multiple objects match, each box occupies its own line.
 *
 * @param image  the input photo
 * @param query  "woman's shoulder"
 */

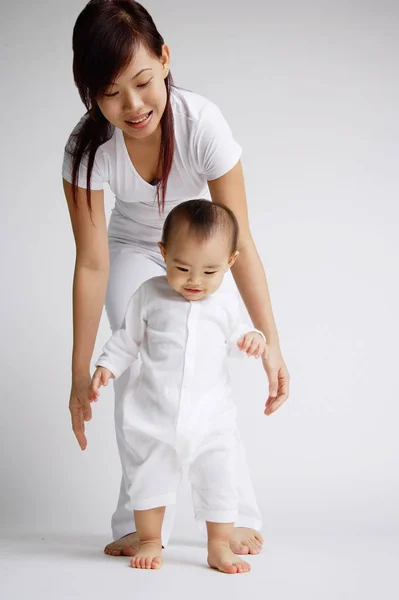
xmin=171 ymin=86 xmax=221 ymax=124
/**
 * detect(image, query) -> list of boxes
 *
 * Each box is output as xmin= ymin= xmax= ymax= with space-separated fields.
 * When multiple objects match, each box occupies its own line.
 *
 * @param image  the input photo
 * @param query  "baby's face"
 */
xmin=159 ymin=230 xmax=238 ymax=301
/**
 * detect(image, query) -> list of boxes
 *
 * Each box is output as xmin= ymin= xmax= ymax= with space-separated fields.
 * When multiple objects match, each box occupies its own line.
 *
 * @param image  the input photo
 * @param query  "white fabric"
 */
xmin=62 ymin=87 xmax=242 ymax=244
xmin=62 ymin=87 xmax=263 ymax=543
xmin=96 ymin=276 xmax=261 ymax=522
xmin=100 ymin=276 xmax=265 ymax=380
xmin=106 ymin=246 xmax=262 ymax=544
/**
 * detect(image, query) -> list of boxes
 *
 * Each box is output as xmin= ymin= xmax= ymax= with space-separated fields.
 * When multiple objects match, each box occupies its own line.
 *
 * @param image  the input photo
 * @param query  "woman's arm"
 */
xmin=208 ymin=161 xmax=290 ymax=414
xmin=63 ymin=179 xmax=110 ymax=447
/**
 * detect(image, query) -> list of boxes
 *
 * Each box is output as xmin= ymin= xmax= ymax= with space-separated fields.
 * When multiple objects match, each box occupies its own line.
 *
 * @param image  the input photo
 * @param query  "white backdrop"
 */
xmin=1 ymin=0 xmax=398 ymax=544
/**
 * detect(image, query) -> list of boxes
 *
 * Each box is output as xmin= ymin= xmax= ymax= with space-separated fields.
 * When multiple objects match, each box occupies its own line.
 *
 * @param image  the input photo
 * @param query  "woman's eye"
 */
xmin=137 ymin=79 xmax=152 ymax=88
xmin=104 ymin=91 xmax=118 ymax=98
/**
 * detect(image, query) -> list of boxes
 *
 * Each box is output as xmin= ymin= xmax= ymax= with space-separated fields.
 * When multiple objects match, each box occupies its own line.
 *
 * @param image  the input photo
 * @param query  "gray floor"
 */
xmin=1 ymin=530 xmax=397 ymax=600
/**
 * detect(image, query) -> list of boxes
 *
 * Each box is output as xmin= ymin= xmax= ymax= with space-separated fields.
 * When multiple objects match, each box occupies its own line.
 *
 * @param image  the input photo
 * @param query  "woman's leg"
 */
xmin=218 ymin=272 xmax=264 ymax=554
xmin=103 ymin=244 xmax=177 ymax=553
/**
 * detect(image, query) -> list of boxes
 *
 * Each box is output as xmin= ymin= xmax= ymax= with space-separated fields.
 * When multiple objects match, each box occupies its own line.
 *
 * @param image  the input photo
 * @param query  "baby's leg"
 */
xmin=130 ymin=507 xmax=165 ymax=570
xmin=207 ymin=522 xmax=251 ymax=574
xmin=189 ymin=426 xmax=251 ymax=573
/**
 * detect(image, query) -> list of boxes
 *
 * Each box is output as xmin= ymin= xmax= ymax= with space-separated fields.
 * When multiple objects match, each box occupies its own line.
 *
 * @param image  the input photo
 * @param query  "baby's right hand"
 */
xmin=89 ymin=367 xmax=115 ymax=402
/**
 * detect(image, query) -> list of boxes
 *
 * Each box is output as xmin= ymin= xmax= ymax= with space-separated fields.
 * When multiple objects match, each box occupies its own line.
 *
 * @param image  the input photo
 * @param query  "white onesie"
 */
xmin=96 ymin=275 xmax=264 ymax=524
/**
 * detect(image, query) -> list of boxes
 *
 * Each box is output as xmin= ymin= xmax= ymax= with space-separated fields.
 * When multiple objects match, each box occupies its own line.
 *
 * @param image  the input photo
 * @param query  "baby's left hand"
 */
xmin=237 ymin=332 xmax=267 ymax=359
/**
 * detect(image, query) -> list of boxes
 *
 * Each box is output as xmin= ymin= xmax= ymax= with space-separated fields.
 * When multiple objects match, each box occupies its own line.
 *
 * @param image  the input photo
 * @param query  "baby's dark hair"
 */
xmin=161 ymin=200 xmax=239 ymax=254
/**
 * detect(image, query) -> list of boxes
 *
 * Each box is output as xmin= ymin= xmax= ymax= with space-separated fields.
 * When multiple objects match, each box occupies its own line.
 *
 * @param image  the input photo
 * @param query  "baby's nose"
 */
xmin=188 ymin=280 xmax=201 ymax=288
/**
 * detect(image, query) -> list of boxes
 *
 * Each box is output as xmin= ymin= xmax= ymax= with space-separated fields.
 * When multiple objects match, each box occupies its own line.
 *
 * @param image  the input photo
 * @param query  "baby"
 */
xmin=90 ymin=199 xmax=267 ymax=574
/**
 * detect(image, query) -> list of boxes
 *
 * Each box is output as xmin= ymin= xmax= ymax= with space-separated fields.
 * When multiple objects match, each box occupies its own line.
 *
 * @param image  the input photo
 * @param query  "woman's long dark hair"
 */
xmin=69 ymin=0 xmax=175 ymax=213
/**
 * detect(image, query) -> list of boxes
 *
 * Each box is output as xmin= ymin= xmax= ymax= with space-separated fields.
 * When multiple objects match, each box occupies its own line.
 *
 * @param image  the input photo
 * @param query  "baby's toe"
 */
xmin=224 ymin=562 xmax=238 ymax=574
xmin=152 ymin=557 xmax=161 ymax=569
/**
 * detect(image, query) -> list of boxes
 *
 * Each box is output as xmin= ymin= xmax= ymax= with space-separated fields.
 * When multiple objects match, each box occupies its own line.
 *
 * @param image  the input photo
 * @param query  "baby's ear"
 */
xmin=158 ymin=242 xmax=166 ymax=260
xmin=228 ymin=250 xmax=240 ymax=269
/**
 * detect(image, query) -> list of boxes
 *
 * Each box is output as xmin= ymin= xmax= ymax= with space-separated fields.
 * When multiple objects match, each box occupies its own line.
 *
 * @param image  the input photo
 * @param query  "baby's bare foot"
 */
xmin=208 ymin=541 xmax=251 ymax=574
xmin=130 ymin=541 xmax=163 ymax=570
xmin=229 ymin=527 xmax=263 ymax=555
xmin=104 ymin=532 xmax=140 ymax=557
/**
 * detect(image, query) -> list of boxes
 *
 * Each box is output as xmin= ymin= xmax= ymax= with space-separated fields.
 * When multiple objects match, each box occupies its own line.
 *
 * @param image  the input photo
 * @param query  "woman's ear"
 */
xmin=162 ymin=44 xmax=170 ymax=77
xmin=228 ymin=250 xmax=240 ymax=269
xmin=158 ymin=242 xmax=167 ymax=261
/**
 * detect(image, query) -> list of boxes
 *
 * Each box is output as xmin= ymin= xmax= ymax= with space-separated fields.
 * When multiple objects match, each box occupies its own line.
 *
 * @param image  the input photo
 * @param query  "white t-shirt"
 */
xmin=62 ymin=88 xmax=242 ymax=245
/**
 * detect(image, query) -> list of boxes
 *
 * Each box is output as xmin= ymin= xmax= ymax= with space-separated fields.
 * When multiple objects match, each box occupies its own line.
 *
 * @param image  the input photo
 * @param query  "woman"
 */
xmin=63 ymin=0 xmax=290 ymax=557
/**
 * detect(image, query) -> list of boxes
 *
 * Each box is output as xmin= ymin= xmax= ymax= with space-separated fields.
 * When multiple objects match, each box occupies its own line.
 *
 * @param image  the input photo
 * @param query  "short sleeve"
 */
xmin=194 ymin=101 xmax=242 ymax=181
xmin=61 ymin=117 xmax=107 ymax=190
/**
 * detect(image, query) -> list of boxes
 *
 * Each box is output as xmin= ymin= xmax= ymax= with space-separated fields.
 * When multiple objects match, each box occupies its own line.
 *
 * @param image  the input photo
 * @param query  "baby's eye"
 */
xmin=204 ymin=271 xmax=217 ymax=275
xmin=177 ymin=267 xmax=189 ymax=272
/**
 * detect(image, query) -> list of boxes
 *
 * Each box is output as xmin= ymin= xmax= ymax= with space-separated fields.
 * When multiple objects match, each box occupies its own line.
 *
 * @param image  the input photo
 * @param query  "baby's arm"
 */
xmin=237 ymin=330 xmax=267 ymax=358
xmin=228 ymin=325 xmax=267 ymax=359
xmin=90 ymin=285 xmax=146 ymax=398
xmin=226 ymin=294 xmax=267 ymax=359
xmin=89 ymin=366 xmax=114 ymax=402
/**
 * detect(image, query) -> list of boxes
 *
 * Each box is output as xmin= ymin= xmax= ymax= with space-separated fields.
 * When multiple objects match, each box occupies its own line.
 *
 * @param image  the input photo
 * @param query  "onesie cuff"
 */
xmin=95 ymin=360 xmax=120 ymax=379
xmin=227 ymin=325 xmax=266 ymax=359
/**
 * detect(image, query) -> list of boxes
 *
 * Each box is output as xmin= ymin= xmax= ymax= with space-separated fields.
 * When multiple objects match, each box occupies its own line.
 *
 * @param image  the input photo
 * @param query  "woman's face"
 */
xmin=97 ymin=43 xmax=170 ymax=141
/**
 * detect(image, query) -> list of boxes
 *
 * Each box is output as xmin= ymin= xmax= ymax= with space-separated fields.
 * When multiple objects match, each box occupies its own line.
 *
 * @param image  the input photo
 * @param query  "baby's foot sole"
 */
xmin=229 ymin=527 xmax=263 ymax=555
xmin=130 ymin=541 xmax=163 ymax=570
xmin=104 ymin=532 xmax=140 ymax=557
xmin=208 ymin=542 xmax=251 ymax=574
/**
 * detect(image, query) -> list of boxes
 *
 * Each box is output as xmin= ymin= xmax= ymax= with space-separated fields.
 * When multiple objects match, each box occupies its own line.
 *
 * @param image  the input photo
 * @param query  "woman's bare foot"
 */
xmin=130 ymin=541 xmax=163 ymax=570
xmin=104 ymin=532 xmax=140 ymax=557
xmin=208 ymin=541 xmax=251 ymax=574
xmin=229 ymin=527 xmax=263 ymax=555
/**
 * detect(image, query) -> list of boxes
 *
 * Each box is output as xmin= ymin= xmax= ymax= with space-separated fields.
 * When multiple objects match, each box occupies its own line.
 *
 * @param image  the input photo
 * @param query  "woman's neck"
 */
xmin=123 ymin=124 xmax=161 ymax=150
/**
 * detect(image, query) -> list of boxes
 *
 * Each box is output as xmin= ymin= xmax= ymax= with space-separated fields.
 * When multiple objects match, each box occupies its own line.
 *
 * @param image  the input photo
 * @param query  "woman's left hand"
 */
xmin=262 ymin=345 xmax=290 ymax=415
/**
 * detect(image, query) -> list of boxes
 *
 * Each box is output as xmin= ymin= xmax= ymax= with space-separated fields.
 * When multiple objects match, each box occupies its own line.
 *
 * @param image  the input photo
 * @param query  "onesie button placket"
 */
xmin=175 ymin=301 xmax=199 ymax=461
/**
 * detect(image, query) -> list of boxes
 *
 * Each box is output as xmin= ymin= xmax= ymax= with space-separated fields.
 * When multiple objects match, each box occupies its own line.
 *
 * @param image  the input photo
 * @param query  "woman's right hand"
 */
xmin=69 ymin=375 xmax=93 ymax=450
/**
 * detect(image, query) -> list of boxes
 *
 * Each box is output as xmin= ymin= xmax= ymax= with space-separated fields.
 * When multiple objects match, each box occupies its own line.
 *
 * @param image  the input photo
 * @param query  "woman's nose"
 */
xmin=123 ymin=89 xmax=144 ymax=114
